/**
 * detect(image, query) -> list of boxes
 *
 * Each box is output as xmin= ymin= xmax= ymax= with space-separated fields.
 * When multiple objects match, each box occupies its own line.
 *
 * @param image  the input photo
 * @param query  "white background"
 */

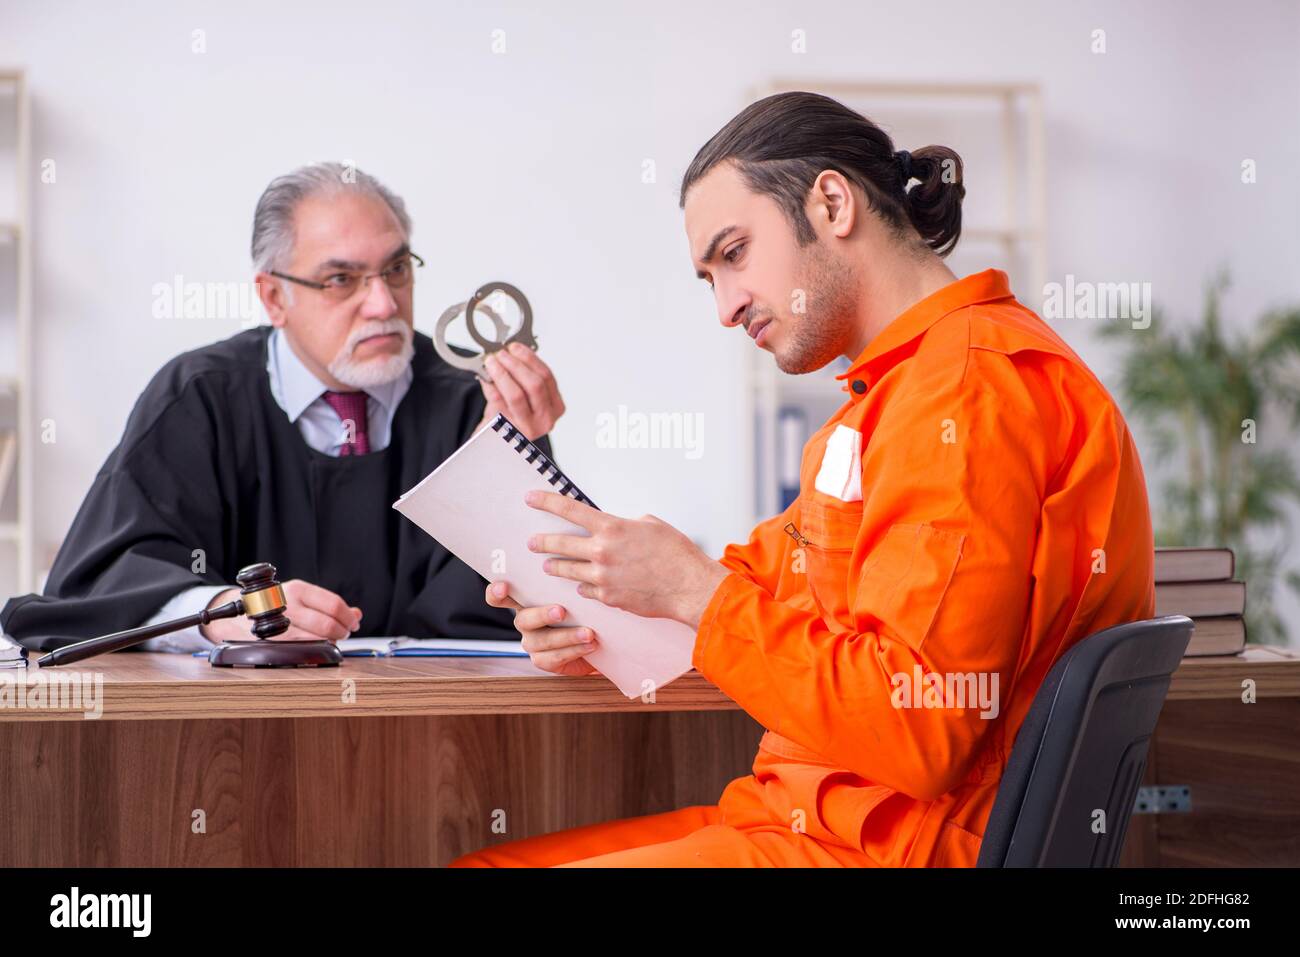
xmin=1 ymin=0 xmax=1297 ymax=641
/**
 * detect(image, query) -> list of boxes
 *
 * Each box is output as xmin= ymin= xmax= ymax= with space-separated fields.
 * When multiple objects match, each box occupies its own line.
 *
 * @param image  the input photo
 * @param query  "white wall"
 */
xmin=2 ymin=0 xmax=1298 ymax=638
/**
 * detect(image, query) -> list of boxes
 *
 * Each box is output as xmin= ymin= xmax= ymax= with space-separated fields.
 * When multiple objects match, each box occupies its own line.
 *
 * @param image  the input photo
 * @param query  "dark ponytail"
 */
xmin=899 ymin=145 xmax=964 ymax=255
xmin=680 ymin=92 xmax=965 ymax=258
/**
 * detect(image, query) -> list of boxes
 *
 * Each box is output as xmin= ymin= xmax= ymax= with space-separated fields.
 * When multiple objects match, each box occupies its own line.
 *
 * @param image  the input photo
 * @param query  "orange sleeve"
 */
xmin=693 ymin=351 xmax=1060 ymax=801
xmin=716 ymin=498 xmax=799 ymax=596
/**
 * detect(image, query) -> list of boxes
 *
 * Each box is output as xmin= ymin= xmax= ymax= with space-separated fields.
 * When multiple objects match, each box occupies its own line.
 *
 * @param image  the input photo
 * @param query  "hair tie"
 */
xmin=894 ymin=149 xmax=913 ymax=184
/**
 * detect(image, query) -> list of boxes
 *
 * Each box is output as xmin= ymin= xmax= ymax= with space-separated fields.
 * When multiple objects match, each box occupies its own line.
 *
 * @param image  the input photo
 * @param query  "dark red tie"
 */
xmin=322 ymin=391 xmax=370 ymax=455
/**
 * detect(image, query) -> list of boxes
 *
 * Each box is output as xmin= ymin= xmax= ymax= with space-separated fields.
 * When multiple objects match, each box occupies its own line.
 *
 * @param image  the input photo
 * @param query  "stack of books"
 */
xmin=1155 ymin=547 xmax=1246 ymax=656
xmin=0 ymin=632 xmax=28 ymax=670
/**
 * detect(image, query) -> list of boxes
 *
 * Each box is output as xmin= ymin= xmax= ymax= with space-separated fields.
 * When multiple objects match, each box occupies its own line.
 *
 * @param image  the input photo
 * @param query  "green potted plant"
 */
xmin=1098 ymin=271 xmax=1300 ymax=645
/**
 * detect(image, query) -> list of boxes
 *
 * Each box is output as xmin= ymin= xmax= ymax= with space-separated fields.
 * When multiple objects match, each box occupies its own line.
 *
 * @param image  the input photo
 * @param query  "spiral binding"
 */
xmin=489 ymin=414 xmax=598 ymax=508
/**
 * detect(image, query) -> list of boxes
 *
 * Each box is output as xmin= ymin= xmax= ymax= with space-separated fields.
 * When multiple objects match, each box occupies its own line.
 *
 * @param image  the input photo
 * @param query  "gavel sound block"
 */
xmin=207 ymin=563 xmax=343 ymax=667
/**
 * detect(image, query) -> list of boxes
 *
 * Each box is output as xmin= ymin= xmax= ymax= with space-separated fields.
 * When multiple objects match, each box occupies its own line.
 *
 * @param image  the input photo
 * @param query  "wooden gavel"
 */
xmin=37 ymin=562 xmax=341 ymax=668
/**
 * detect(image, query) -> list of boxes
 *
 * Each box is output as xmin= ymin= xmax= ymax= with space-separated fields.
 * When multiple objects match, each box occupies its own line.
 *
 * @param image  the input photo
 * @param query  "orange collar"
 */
xmin=834 ymin=268 xmax=1016 ymax=386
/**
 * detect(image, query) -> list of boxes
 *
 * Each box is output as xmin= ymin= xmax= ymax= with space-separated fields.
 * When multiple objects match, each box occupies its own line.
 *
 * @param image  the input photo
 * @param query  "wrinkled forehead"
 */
xmin=291 ymin=191 xmax=407 ymax=267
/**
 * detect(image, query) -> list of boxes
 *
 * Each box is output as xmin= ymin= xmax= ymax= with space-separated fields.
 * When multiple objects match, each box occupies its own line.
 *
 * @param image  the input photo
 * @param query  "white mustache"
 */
xmin=343 ymin=319 xmax=411 ymax=356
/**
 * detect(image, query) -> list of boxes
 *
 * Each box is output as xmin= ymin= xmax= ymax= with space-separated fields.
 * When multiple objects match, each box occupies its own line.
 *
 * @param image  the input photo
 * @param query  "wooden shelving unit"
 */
xmin=0 ymin=70 xmax=33 ymax=597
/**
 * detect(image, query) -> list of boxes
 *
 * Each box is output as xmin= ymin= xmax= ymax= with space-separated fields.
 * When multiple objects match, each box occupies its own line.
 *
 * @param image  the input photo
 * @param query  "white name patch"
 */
xmin=813 ymin=425 xmax=863 ymax=502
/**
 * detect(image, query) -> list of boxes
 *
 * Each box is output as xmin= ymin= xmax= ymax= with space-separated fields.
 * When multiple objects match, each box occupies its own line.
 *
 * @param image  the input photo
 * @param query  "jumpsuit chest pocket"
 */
xmin=788 ymin=496 xmax=863 ymax=632
xmin=853 ymin=522 xmax=966 ymax=653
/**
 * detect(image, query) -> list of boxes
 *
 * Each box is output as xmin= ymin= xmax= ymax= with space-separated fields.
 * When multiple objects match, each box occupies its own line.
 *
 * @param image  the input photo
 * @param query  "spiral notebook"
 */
xmin=392 ymin=415 xmax=697 ymax=697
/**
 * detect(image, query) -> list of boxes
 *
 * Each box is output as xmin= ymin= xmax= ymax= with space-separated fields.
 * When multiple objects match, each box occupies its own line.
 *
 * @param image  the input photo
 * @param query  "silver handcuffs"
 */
xmin=433 ymin=281 xmax=536 ymax=382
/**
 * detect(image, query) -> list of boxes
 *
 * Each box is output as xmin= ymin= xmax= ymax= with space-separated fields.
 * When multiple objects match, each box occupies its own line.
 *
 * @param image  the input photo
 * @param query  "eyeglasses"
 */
xmin=270 ymin=252 xmax=425 ymax=302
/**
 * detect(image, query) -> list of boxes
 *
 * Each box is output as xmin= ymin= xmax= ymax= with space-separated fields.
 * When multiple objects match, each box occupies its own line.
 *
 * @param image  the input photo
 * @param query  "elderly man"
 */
xmin=1 ymin=162 xmax=564 ymax=651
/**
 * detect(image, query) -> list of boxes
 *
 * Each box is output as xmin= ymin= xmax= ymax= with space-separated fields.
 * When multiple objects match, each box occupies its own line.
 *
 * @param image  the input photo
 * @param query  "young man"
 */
xmin=455 ymin=92 xmax=1155 ymax=867
xmin=2 ymin=163 xmax=565 ymax=652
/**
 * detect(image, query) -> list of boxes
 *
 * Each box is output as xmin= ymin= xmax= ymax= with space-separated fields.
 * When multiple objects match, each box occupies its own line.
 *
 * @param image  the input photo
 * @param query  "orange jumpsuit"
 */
xmin=451 ymin=269 xmax=1155 ymax=867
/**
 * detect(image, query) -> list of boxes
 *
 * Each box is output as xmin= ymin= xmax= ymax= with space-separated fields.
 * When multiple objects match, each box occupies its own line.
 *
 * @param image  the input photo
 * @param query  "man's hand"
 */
xmin=475 ymin=342 xmax=565 ymax=440
xmin=199 ymin=579 xmax=362 ymax=644
xmin=484 ymin=581 xmax=599 ymax=677
xmin=523 ymin=490 xmax=731 ymax=628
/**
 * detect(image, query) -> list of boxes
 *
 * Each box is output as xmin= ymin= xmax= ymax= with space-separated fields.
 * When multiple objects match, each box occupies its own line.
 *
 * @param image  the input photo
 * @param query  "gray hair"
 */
xmin=250 ymin=161 xmax=413 ymax=273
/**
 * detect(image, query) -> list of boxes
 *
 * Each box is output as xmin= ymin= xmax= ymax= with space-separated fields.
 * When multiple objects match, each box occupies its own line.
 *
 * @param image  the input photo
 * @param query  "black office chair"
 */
xmin=976 ymin=615 xmax=1194 ymax=867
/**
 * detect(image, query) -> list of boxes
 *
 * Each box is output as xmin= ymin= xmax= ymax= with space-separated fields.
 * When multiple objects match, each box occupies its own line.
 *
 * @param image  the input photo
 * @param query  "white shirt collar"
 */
xmin=267 ymin=326 xmax=412 ymax=424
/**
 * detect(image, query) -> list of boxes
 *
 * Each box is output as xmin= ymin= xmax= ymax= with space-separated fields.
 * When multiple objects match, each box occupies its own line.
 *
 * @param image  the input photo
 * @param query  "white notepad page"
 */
xmin=392 ymin=419 xmax=697 ymax=697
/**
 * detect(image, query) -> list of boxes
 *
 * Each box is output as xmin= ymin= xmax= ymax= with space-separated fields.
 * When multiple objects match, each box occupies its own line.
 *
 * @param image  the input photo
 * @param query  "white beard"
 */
xmin=327 ymin=319 xmax=415 ymax=389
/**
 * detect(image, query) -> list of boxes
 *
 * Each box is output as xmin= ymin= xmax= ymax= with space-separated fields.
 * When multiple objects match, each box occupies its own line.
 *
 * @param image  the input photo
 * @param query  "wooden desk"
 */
xmin=1120 ymin=645 xmax=1300 ymax=867
xmin=0 ymin=653 xmax=763 ymax=866
xmin=2 ymin=646 xmax=1296 ymax=866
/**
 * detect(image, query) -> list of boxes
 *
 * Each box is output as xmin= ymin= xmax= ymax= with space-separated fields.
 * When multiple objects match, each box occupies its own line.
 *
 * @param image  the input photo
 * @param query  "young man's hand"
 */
xmin=484 ymin=582 xmax=599 ymax=677
xmin=521 ymin=490 xmax=731 ymax=628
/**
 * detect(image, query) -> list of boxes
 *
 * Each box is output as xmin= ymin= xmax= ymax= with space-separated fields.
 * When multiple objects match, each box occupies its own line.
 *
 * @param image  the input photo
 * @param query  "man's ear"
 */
xmin=809 ymin=170 xmax=857 ymax=240
xmin=256 ymin=272 xmax=289 ymax=327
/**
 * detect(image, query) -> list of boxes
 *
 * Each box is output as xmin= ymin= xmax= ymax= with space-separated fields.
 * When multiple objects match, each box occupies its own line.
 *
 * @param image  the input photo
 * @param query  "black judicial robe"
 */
xmin=0 ymin=326 xmax=548 ymax=651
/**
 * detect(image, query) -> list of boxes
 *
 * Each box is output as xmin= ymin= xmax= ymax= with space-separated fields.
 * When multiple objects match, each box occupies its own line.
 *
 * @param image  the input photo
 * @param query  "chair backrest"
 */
xmin=976 ymin=615 xmax=1194 ymax=867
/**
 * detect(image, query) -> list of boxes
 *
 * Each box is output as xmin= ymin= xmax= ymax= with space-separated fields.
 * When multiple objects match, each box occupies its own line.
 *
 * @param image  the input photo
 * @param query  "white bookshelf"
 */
xmin=742 ymin=80 xmax=1047 ymax=524
xmin=0 ymin=70 xmax=33 ymax=596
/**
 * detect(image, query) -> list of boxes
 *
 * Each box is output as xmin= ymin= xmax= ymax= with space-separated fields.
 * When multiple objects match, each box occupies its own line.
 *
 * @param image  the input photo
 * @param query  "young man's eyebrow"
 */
xmin=694 ymin=225 xmax=737 ymax=279
xmin=316 ymin=243 xmax=410 ymax=273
